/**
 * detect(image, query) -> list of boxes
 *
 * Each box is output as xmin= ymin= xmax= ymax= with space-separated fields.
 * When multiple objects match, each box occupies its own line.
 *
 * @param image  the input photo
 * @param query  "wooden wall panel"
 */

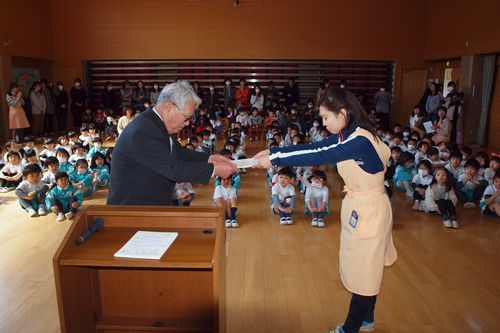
xmin=425 ymin=0 xmax=500 ymax=60
xmin=0 ymin=0 xmax=53 ymax=59
xmin=487 ymin=61 xmax=500 ymax=150
xmin=49 ymin=0 xmax=426 ymax=90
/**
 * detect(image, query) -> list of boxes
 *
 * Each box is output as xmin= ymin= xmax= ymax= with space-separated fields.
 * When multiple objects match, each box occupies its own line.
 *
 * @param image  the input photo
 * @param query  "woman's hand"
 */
xmin=253 ymin=149 xmax=272 ymax=169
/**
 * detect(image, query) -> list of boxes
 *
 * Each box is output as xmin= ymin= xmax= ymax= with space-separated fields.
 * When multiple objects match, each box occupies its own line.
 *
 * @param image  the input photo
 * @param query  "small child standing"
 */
xmin=305 ymin=170 xmax=329 ymax=228
xmin=0 ymin=152 xmax=23 ymax=192
xmin=480 ymin=170 xmax=500 ymax=217
xmin=271 ymin=167 xmax=296 ymax=225
xmin=424 ymin=167 xmax=459 ymax=228
xmin=15 ymin=164 xmax=49 ymax=217
xmin=213 ymin=176 xmax=239 ymax=228
xmin=46 ymin=171 xmax=83 ymax=222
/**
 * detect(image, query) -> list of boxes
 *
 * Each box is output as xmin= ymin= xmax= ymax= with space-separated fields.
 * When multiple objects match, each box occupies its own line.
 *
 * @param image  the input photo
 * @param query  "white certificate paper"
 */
xmin=232 ymin=158 xmax=257 ymax=169
xmin=114 ymin=231 xmax=178 ymax=260
xmin=423 ymin=121 xmax=434 ymax=134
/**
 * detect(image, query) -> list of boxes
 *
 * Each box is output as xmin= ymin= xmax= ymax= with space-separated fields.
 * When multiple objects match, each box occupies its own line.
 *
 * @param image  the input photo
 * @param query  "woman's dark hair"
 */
xmin=430 ymin=167 xmax=452 ymax=192
xmin=316 ymin=87 xmax=377 ymax=139
xmin=90 ymin=152 xmax=107 ymax=169
xmin=397 ymin=152 xmax=414 ymax=166
xmin=8 ymin=82 xmax=19 ymax=95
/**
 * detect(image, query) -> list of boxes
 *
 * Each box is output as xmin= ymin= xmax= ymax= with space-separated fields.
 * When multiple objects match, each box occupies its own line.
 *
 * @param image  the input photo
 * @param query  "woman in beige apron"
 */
xmin=254 ymin=87 xmax=397 ymax=333
xmin=6 ymin=82 xmax=30 ymax=143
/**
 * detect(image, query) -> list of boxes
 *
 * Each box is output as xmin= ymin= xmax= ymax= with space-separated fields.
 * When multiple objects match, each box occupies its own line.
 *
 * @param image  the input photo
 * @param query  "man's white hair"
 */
xmin=156 ymin=80 xmax=202 ymax=110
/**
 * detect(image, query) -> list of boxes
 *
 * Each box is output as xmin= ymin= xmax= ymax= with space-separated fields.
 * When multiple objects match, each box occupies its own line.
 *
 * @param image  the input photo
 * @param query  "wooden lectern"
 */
xmin=53 ymin=205 xmax=226 ymax=333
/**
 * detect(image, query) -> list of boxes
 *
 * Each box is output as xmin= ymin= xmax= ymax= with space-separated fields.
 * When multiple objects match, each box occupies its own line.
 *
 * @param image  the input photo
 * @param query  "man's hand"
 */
xmin=208 ymin=154 xmax=232 ymax=164
xmin=212 ymin=160 xmax=238 ymax=179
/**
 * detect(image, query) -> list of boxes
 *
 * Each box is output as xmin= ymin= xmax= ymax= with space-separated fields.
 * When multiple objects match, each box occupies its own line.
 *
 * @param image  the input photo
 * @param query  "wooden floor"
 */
xmin=0 ymin=141 xmax=499 ymax=333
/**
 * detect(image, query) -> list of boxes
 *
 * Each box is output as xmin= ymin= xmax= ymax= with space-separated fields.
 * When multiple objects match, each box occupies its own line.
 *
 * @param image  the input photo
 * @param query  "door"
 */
xmin=398 ymin=69 xmax=427 ymax=127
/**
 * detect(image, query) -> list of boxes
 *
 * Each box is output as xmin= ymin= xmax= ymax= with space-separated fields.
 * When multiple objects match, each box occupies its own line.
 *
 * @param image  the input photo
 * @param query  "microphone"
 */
xmin=75 ymin=218 xmax=104 ymax=245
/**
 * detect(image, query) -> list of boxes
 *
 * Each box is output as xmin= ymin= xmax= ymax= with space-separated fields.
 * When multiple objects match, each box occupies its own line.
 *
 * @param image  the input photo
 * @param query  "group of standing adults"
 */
xmin=6 ymin=79 xmax=86 ymax=143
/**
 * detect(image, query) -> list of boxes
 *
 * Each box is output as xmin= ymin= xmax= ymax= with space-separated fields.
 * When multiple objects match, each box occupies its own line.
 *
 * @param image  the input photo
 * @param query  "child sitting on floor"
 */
xmin=15 ymin=164 xmax=49 ymax=217
xmin=214 ymin=176 xmax=239 ymax=228
xmin=305 ymin=170 xmax=329 ymax=228
xmin=46 ymin=171 xmax=83 ymax=222
xmin=271 ymin=167 xmax=296 ymax=226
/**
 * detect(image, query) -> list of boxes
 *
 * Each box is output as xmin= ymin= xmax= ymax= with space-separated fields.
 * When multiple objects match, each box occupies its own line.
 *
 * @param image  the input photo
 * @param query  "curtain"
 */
xmin=477 ymin=54 xmax=496 ymax=146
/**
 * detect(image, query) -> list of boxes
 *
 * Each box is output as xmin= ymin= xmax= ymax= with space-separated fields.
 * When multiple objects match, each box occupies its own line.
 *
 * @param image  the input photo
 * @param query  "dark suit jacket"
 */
xmin=107 ymin=108 xmax=214 ymax=206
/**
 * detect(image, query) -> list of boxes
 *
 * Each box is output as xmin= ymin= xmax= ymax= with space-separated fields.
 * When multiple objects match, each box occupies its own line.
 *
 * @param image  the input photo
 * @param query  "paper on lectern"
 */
xmin=114 ymin=231 xmax=178 ymax=260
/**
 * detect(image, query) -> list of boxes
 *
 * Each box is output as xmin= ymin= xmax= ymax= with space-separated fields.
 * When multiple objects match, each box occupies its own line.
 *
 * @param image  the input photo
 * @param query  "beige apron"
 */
xmin=337 ymin=128 xmax=397 ymax=296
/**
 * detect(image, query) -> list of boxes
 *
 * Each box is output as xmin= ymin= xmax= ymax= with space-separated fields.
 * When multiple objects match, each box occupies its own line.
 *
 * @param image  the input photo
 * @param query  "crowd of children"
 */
xmin=383 ymin=120 xmax=500 ymax=228
xmin=2 ymin=79 xmax=499 ymax=231
xmin=1 ymin=127 xmax=113 ymax=222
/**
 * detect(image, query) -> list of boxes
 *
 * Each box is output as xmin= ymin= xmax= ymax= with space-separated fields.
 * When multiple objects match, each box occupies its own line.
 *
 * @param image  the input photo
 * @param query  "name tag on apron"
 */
xmin=349 ymin=210 xmax=359 ymax=228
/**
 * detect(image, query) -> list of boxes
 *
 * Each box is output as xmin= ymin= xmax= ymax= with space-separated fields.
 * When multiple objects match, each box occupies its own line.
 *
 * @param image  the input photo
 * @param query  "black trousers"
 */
xmin=435 ymin=199 xmax=457 ymax=220
xmin=342 ymin=293 xmax=377 ymax=333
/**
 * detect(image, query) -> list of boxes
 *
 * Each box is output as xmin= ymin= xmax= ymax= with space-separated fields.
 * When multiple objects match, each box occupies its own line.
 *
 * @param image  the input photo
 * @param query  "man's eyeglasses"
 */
xmin=172 ymin=103 xmax=193 ymax=121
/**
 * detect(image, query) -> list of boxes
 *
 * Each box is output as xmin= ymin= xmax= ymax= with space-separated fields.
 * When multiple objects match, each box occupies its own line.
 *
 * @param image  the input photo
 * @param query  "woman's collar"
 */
xmin=339 ymin=123 xmax=358 ymax=141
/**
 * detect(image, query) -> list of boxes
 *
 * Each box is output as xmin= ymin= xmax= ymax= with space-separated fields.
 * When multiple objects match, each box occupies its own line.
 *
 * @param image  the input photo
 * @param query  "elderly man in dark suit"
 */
xmin=107 ymin=81 xmax=237 ymax=206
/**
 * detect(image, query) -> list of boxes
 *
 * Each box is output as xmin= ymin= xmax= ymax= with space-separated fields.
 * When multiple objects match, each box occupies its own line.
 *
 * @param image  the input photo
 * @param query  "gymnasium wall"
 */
xmin=0 ymin=0 xmax=53 ymax=60
xmin=424 ymin=0 xmax=500 ymax=60
xmin=487 ymin=58 xmax=500 ymax=151
xmin=48 ymin=0 xmax=427 ymax=116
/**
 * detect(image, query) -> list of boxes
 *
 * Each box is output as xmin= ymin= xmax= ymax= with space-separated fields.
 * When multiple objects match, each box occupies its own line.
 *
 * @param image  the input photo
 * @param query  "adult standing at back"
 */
xmin=254 ymin=87 xmax=397 ymax=333
xmin=6 ymin=82 xmax=30 ymax=143
xmin=425 ymin=82 xmax=442 ymax=123
xmin=70 ymin=78 xmax=86 ymax=128
xmin=29 ymin=81 xmax=46 ymax=136
xmin=107 ymin=81 xmax=237 ymax=206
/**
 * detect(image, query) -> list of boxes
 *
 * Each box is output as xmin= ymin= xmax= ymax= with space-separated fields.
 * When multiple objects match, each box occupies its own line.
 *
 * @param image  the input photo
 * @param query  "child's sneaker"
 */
xmin=286 ymin=217 xmax=293 ymax=225
xmin=225 ymin=219 xmax=232 ymax=227
xmin=463 ymin=202 xmax=477 ymax=208
xmin=38 ymin=206 xmax=47 ymax=216
xmin=311 ymin=218 xmax=318 ymax=227
xmin=405 ymin=189 xmax=413 ymax=198
xmin=65 ymin=212 xmax=74 ymax=219
xmin=231 ymin=220 xmax=239 ymax=228
xmin=280 ymin=217 xmax=287 ymax=225
xmin=56 ymin=212 xmax=66 ymax=222
xmin=418 ymin=201 xmax=425 ymax=211
xmin=334 ymin=321 xmax=375 ymax=333
xmin=317 ymin=218 xmax=325 ymax=228
xmin=443 ymin=220 xmax=452 ymax=228
xmin=0 ymin=187 xmax=11 ymax=193
xmin=452 ymin=220 xmax=459 ymax=229
xmin=27 ymin=208 xmax=37 ymax=217
xmin=412 ymin=200 xmax=420 ymax=210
